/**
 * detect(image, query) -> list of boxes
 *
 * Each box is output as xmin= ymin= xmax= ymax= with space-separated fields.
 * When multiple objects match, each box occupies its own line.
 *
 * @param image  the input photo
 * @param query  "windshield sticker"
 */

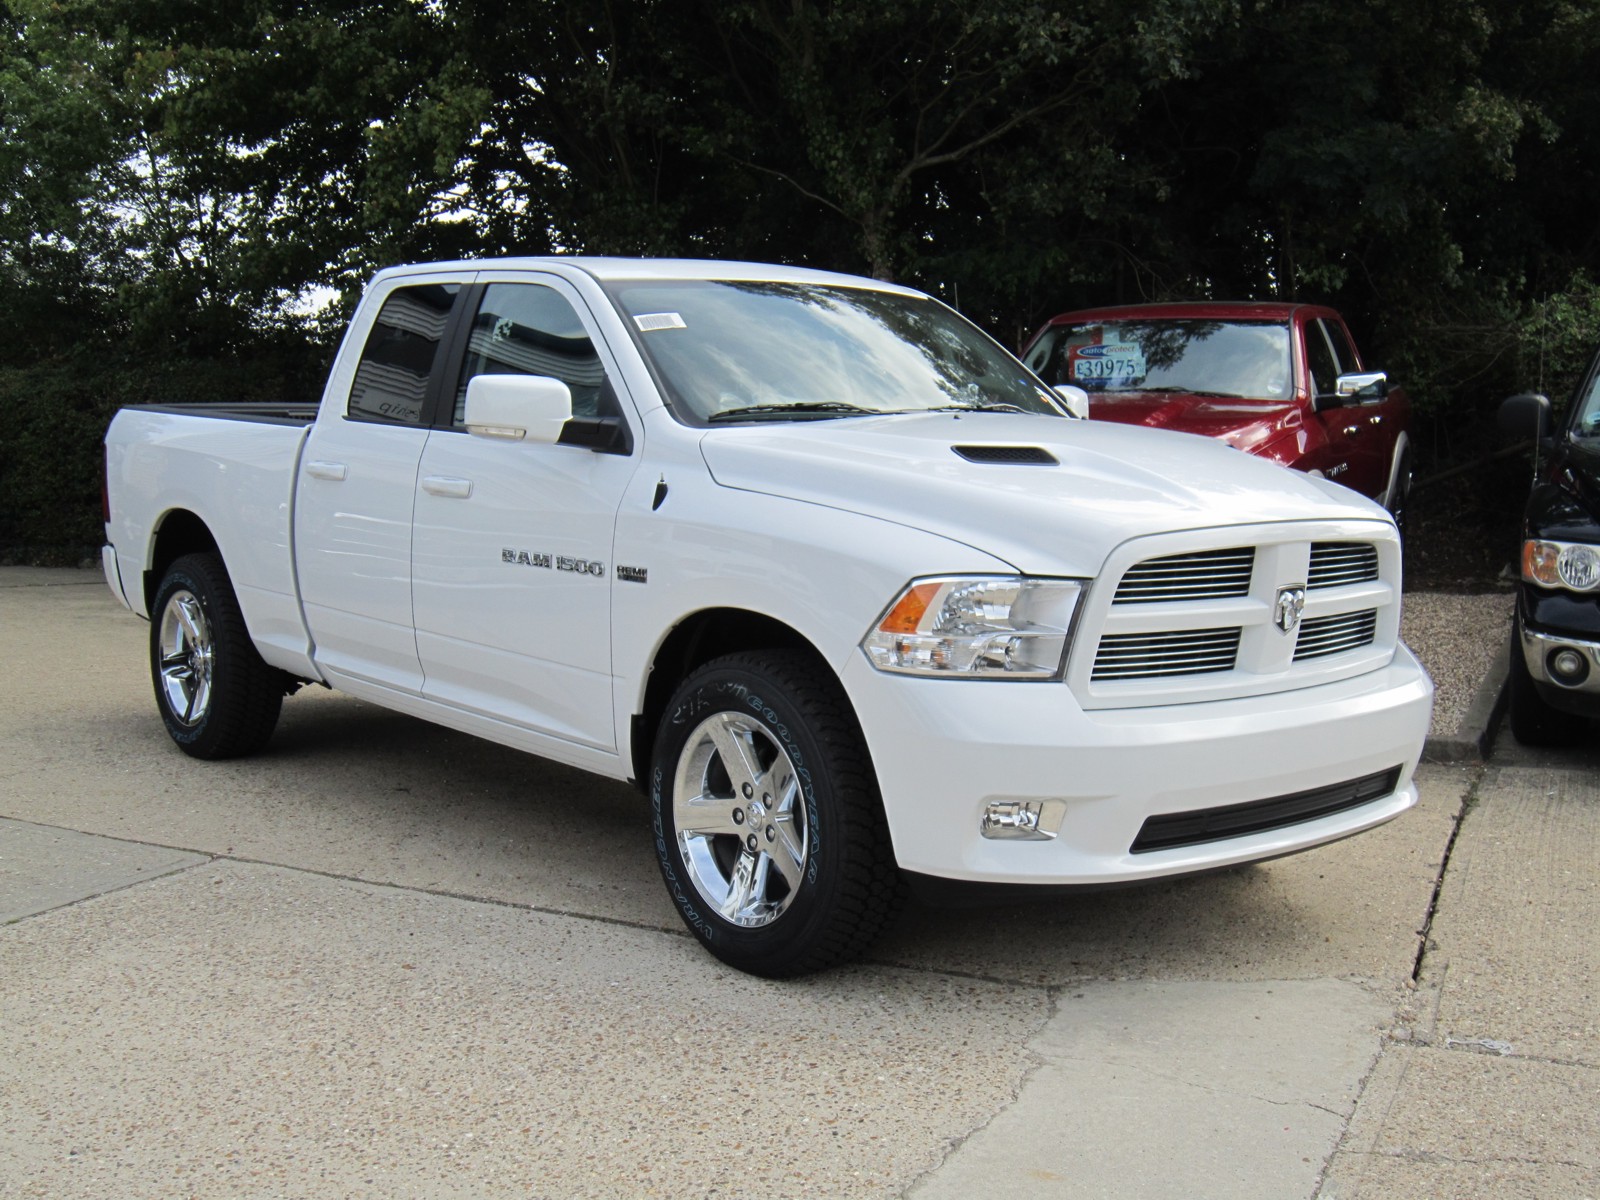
xmin=1070 ymin=343 xmax=1145 ymax=383
xmin=634 ymin=312 xmax=687 ymax=332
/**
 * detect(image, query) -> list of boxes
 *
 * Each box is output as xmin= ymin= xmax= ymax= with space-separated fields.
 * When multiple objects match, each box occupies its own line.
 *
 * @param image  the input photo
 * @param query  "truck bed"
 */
xmin=127 ymin=401 xmax=320 ymax=426
xmin=103 ymin=405 xmax=317 ymax=675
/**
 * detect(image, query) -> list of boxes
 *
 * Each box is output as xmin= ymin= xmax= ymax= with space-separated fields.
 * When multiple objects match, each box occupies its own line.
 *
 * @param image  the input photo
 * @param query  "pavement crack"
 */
xmin=1409 ymin=766 xmax=1483 ymax=984
xmin=2 ymin=853 xmax=220 ymax=925
xmin=1365 ymin=1147 xmax=1589 ymax=1171
xmin=898 ymin=985 xmax=1059 ymax=1197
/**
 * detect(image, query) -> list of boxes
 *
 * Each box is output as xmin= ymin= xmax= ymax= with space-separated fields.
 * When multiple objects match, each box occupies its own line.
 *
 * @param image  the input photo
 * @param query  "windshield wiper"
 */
xmin=1133 ymin=386 xmax=1250 ymax=399
xmin=706 ymin=401 xmax=878 ymax=422
xmin=926 ymin=402 xmax=1036 ymax=414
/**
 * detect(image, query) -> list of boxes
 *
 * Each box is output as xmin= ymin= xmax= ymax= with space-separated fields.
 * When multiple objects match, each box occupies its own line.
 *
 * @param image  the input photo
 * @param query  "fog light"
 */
xmin=980 ymin=798 xmax=1068 ymax=840
xmin=1547 ymin=647 xmax=1590 ymax=687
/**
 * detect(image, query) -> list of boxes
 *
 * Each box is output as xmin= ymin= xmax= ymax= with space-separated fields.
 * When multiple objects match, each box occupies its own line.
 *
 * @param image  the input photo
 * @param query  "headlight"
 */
xmin=861 ymin=576 xmax=1082 ymax=679
xmin=1522 ymin=540 xmax=1600 ymax=593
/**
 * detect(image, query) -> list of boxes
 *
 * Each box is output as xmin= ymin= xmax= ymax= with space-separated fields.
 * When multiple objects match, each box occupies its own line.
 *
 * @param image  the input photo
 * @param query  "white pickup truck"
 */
xmin=102 ymin=258 xmax=1433 ymax=976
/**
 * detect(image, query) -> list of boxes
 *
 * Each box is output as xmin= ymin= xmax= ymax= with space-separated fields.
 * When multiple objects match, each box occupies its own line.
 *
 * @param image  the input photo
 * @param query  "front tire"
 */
xmin=1384 ymin=442 xmax=1412 ymax=538
xmin=150 ymin=553 xmax=284 ymax=759
xmin=650 ymin=651 xmax=903 ymax=977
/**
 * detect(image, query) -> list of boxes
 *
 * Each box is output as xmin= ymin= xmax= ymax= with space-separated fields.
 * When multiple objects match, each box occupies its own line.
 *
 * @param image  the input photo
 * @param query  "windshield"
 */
xmin=1575 ymin=368 xmax=1600 ymax=438
xmin=604 ymin=279 xmax=1065 ymax=423
xmin=1024 ymin=318 xmax=1294 ymax=402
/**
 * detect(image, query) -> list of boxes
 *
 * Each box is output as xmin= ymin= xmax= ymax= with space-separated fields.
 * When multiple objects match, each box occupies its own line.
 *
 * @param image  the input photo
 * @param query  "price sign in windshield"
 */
xmin=1070 ymin=343 xmax=1146 ymax=384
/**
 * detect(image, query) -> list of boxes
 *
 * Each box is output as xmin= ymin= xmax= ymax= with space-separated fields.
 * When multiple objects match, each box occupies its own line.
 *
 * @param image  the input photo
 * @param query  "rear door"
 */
xmin=410 ymin=272 xmax=642 ymax=750
xmin=295 ymin=275 xmax=464 ymax=692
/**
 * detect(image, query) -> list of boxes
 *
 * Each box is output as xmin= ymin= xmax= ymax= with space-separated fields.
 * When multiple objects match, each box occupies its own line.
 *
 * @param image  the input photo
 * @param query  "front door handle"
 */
xmin=421 ymin=476 xmax=473 ymax=499
xmin=305 ymin=460 xmax=348 ymax=481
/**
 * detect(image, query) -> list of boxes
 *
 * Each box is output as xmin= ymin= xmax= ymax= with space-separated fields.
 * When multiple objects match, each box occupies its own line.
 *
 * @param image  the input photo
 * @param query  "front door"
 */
xmin=410 ymin=274 xmax=641 ymax=750
xmin=1305 ymin=317 xmax=1387 ymax=498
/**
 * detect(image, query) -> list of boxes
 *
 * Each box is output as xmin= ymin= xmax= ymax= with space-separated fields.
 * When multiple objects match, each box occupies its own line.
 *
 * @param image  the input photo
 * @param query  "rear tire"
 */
xmin=650 ymin=650 xmax=904 ymax=977
xmin=150 ymin=553 xmax=283 ymax=759
xmin=1507 ymin=622 xmax=1585 ymax=747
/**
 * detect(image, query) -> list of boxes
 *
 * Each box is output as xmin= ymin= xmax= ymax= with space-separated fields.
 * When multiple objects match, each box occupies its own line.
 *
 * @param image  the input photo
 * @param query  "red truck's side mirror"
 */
xmin=1337 ymin=370 xmax=1388 ymax=400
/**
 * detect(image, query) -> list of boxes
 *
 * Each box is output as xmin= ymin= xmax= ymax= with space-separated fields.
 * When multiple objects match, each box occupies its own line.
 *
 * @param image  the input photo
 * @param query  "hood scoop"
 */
xmin=952 ymin=444 xmax=1059 ymax=466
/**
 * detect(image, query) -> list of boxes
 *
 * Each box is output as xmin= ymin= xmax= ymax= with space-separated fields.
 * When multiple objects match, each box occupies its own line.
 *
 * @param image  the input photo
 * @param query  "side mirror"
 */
xmin=464 ymin=374 xmax=572 ymax=443
xmin=1054 ymin=384 xmax=1090 ymax=420
xmin=1335 ymin=371 xmax=1389 ymax=402
xmin=1498 ymin=392 xmax=1551 ymax=441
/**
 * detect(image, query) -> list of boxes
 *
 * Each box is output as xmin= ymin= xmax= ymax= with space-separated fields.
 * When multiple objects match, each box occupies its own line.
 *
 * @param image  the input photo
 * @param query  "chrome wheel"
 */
xmin=157 ymin=589 xmax=214 ymax=727
xmin=672 ymin=710 xmax=808 ymax=927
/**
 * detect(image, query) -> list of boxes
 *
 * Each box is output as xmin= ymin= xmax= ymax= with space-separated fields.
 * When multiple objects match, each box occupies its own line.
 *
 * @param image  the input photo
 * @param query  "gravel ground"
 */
xmin=1401 ymin=591 xmax=1514 ymax=736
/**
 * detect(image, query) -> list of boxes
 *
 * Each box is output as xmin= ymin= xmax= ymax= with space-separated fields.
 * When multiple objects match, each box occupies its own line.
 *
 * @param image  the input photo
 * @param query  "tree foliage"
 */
xmin=4 ymin=0 xmax=1600 ymax=557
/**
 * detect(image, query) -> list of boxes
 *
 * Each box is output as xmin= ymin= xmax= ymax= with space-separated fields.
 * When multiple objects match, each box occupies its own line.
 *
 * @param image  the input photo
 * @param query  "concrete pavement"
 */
xmin=1321 ymin=735 xmax=1600 ymax=1199
xmin=1 ymin=569 xmax=1594 ymax=1197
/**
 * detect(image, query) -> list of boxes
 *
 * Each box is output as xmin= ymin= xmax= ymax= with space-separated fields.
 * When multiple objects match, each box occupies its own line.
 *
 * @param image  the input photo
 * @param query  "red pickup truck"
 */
xmin=1022 ymin=302 xmax=1412 ymax=524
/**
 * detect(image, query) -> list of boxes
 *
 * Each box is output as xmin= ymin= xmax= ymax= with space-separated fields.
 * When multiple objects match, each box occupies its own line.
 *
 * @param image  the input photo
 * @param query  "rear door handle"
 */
xmin=421 ymin=476 xmax=473 ymax=499
xmin=305 ymin=460 xmax=348 ymax=481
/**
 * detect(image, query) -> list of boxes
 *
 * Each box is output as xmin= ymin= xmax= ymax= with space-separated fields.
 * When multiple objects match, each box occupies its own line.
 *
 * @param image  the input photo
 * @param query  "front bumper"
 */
xmin=1517 ymin=621 xmax=1600 ymax=717
xmin=842 ymin=646 xmax=1433 ymax=885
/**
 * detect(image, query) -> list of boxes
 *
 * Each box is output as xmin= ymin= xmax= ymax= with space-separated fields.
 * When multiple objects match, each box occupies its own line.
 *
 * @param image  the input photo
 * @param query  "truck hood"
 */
xmin=1088 ymin=390 xmax=1302 ymax=454
xmin=698 ymin=412 xmax=1386 ymax=575
xmin=1528 ymin=438 xmax=1600 ymax=543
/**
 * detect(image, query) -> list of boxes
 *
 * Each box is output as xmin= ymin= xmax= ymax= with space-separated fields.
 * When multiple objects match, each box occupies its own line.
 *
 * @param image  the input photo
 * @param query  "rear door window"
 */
xmin=347 ymin=284 xmax=461 ymax=425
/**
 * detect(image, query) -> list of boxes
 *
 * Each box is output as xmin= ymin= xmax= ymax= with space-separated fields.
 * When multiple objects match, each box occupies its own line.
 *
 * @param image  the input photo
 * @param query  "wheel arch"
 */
xmin=1379 ymin=431 xmax=1413 ymax=511
xmin=144 ymin=509 xmax=221 ymax=613
xmin=628 ymin=607 xmax=844 ymax=790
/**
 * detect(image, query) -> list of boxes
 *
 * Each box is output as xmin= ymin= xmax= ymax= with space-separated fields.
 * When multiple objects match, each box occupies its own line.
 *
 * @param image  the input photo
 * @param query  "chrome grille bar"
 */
xmin=1093 ymin=627 xmax=1241 ymax=680
xmin=1113 ymin=548 xmax=1255 ymax=604
xmin=1308 ymin=542 xmax=1379 ymax=589
xmin=1293 ymin=610 xmax=1377 ymax=660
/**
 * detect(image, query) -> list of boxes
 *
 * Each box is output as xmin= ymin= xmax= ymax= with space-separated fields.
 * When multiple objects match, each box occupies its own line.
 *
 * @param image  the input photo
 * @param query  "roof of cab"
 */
xmin=1043 ymin=300 xmax=1339 ymax=325
xmin=369 ymin=257 xmax=925 ymax=295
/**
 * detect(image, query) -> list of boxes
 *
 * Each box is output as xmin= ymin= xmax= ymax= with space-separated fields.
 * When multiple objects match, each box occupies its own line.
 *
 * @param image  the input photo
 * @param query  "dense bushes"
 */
xmin=0 ymin=341 xmax=329 ymax=563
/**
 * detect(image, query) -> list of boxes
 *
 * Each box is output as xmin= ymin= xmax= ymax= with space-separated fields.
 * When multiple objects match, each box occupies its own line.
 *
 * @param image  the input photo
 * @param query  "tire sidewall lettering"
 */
xmin=741 ymin=690 xmax=822 ymax=882
xmin=650 ymin=764 xmax=716 ymax=941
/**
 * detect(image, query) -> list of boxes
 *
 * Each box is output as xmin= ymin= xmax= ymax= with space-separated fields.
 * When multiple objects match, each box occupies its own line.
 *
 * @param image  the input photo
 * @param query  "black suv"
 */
xmin=1500 ymin=359 xmax=1600 ymax=745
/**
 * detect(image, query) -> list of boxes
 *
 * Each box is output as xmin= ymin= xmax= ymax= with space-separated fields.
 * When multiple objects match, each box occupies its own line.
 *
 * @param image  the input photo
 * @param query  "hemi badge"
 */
xmin=616 ymin=566 xmax=648 ymax=584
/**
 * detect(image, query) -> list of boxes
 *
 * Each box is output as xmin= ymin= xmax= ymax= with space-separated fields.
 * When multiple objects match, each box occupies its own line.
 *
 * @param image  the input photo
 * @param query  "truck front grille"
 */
xmin=1071 ymin=522 xmax=1400 ymax=709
